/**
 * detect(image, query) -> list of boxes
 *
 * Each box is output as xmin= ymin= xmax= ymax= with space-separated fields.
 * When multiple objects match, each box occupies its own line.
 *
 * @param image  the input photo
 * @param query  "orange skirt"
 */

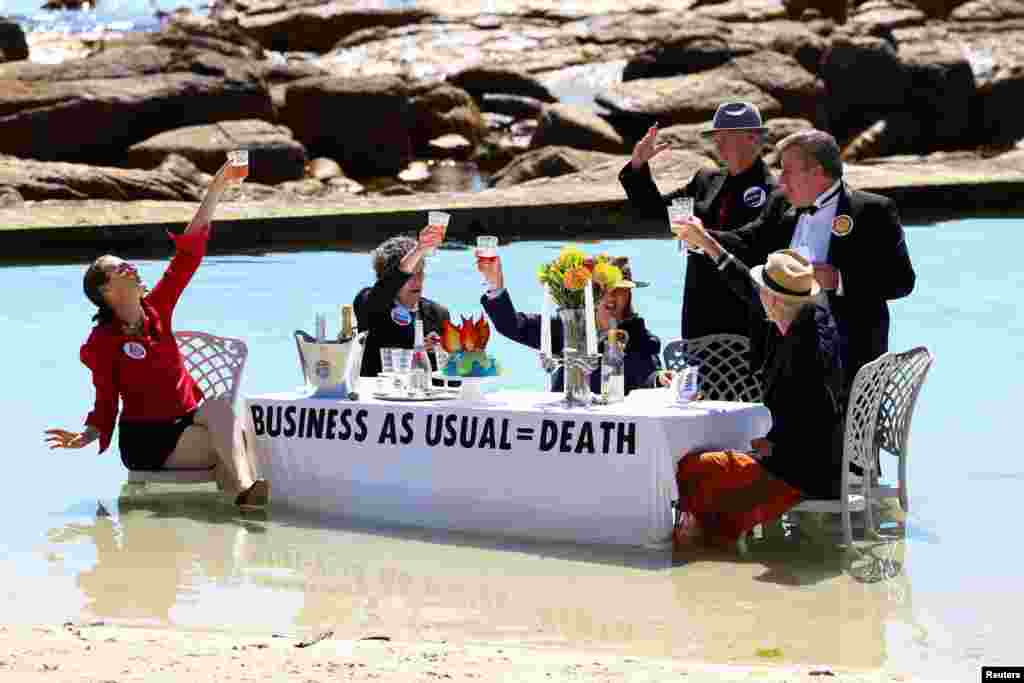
xmin=674 ymin=450 xmax=804 ymax=547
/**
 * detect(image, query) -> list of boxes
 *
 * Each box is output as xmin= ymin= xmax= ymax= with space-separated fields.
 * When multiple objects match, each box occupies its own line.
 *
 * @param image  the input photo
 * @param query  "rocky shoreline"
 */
xmin=2 ymin=0 xmax=1023 ymax=259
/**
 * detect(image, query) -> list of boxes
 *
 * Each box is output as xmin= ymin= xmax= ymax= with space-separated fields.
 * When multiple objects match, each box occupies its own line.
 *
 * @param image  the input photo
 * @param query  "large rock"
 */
xmin=0 ymin=74 xmax=274 ymax=163
xmin=849 ymin=0 xmax=927 ymax=30
xmin=281 ymin=75 xmax=411 ymax=176
xmin=529 ymin=103 xmax=627 ymax=154
xmin=597 ymin=72 xmax=781 ymax=128
xmin=231 ymin=5 xmax=433 ymax=54
xmin=0 ymin=17 xmax=29 ymax=64
xmin=0 ymin=156 xmax=202 ymax=200
xmin=728 ymin=51 xmax=818 ymax=121
xmin=818 ymin=32 xmax=908 ymax=143
xmin=480 ymin=93 xmax=546 ymax=119
xmin=490 ymin=146 xmax=622 ymax=188
xmin=126 ymin=119 xmax=307 ymax=184
xmin=446 ymin=67 xmax=556 ymax=102
xmin=408 ymin=83 xmax=486 ymax=153
xmin=622 ymin=22 xmax=751 ymax=81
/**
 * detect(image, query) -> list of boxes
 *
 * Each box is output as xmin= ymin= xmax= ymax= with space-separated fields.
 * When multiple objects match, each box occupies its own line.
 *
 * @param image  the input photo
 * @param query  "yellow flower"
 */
xmin=562 ymin=266 xmax=591 ymax=291
xmin=592 ymin=262 xmax=622 ymax=290
xmin=557 ymin=245 xmax=585 ymax=270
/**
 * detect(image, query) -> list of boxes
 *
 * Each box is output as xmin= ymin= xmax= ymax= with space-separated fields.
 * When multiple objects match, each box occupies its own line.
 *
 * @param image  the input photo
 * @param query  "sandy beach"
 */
xmin=0 ymin=622 xmax=951 ymax=682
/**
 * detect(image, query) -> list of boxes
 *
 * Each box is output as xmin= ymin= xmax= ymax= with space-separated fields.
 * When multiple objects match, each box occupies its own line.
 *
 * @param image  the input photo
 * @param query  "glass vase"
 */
xmin=558 ymin=307 xmax=594 ymax=406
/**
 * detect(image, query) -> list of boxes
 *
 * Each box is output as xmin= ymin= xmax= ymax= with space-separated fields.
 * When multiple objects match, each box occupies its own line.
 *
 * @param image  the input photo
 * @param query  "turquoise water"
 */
xmin=1 ymin=221 xmax=1020 ymax=677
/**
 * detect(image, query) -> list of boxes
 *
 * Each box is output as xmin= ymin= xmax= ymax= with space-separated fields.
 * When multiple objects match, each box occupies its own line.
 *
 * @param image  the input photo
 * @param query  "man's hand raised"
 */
xmin=631 ymin=124 xmax=672 ymax=169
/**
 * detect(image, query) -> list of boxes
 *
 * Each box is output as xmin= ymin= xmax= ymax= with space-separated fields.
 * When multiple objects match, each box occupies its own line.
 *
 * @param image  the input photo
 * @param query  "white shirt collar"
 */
xmin=813 ymin=179 xmax=843 ymax=210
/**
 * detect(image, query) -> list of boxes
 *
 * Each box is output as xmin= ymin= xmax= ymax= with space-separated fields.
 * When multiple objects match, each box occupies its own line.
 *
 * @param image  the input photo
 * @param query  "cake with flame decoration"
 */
xmin=440 ymin=315 xmax=501 ymax=378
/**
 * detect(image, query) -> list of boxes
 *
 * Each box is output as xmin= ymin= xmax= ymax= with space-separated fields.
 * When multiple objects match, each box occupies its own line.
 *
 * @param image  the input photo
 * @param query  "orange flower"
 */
xmin=562 ymin=266 xmax=591 ymax=291
xmin=440 ymin=320 xmax=462 ymax=353
xmin=475 ymin=315 xmax=490 ymax=350
xmin=459 ymin=315 xmax=480 ymax=352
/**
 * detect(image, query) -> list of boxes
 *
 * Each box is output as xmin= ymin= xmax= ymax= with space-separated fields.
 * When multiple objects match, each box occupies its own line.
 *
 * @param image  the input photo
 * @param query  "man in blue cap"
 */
xmin=619 ymin=102 xmax=778 ymax=341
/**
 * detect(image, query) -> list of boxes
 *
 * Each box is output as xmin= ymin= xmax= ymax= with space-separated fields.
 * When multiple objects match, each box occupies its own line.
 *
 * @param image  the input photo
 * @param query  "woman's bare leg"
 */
xmin=194 ymin=398 xmax=258 ymax=497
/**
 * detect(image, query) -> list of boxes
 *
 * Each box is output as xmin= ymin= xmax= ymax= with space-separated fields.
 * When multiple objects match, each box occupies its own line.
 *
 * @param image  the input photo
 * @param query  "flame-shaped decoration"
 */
xmin=475 ymin=316 xmax=490 ymax=350
xmin=460 ymin=315 xmax=480 ymax=351
xmin=441 ymin=320 xmax=462 ymax=353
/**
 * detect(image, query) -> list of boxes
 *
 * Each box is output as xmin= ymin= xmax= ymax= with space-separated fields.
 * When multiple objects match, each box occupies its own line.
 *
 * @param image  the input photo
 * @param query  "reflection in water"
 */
xmin=45 ymin=487 xmax=921 ymax=668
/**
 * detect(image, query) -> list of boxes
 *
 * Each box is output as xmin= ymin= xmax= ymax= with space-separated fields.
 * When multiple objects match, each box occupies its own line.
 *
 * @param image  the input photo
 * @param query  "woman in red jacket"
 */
xmin=45 ymin=162 xmax=268 ymax=507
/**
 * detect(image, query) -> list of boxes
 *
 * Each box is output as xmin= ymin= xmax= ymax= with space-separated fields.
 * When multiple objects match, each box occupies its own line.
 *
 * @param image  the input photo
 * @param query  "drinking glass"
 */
xmin=392 ymin=348 xmax=413 ymax=392
xmin=226 ymin=149 xmax=249 ymax=200
xmin=426 ymin=211 xmax=450 ymax=257
xmin=476 ymin=235 xmax=499 ymax=287
xmin=434 ymin=347 xmax=450 ymax=388
xmin=668 ymin=197 xmax=700 ymax=255
xmin=380 ymin=347 xmax=396 ymax=375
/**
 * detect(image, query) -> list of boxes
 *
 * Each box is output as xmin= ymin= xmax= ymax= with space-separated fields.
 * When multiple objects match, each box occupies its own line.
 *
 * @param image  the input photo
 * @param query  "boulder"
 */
xmin=622 ymin=22 xmax=750 ymax=82
xmin=818 ymin=31 xmax=908 ymax=143
xmin=782 ymin=0 xmax=849 ymax=22
xmin=408 ymin=83 xmax=486 ymax=153
xmin=0 ymin=17 xmax=29 ymax=63
xmin=490 ymin=145 xmax=623 ymax=188
xmin=306 ymin=157 xmax=344 ymax=180
xmin=233 ymin=5 xmax=433 ymax=54
xmin=728 ymin=51 xmax=818 ymax=121
xmin=848 ymin=0 xmax=927 ymax=30
xmin=281 ymin=75 xmax=411 ymax=176
xmin=0 ymin=156 xmax=202 ymax=200
xmin=530 ymin=103 xmax=627 ymax=154
xmin=950 ymin=0 xmax=1024 ymax=20
xmin=447 ymin=67 xmax=557 ymax=102
xmin=0 ymin=74 xmax=274 ymax=163
xmin=480 ymin=93 xmax=546 ymax=119
xmin=597 ymin=72 xmax=781 ymax=128
xmin=126 ymin=119 xmax=307 ymax=184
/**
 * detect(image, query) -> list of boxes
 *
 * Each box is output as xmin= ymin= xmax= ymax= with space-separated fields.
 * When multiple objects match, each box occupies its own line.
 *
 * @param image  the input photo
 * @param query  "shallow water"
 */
xmin=1 ymin=220 xmax=1020 ymax=679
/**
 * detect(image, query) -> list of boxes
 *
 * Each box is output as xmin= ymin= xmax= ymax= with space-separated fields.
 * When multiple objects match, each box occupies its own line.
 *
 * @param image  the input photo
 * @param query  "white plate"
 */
xmin=371 ymin=390 xmax=459 ymax=402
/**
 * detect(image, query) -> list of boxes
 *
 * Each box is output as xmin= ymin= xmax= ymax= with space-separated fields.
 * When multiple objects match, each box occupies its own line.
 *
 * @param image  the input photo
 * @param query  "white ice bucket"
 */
xmin=294 ymin=330 xmax=368 ymax=399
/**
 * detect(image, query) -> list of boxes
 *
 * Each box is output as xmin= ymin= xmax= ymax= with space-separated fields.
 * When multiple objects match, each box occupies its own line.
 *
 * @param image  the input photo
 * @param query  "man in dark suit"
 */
xmin=618 ymin=101 xmax=777 ymax=340
xmin=672 ymin=129 xmax=916 ymax=399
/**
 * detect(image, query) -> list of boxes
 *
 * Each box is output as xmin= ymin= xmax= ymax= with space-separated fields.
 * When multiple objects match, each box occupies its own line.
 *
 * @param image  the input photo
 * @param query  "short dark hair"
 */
xmin=776 ymin=129 xmax=843 ymax=180
xmin=83 ymin=257 xmax=114 ymax=325
xmin=371 ymin=236 xmax=417 ymax=280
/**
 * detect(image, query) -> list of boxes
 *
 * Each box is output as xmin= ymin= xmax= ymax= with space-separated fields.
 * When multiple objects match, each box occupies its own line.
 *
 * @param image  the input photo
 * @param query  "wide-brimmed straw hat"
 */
xmin=607 ymin=256 xmax=641 ymax=290
xmin=749 ymin=249 xmax=820 ymax=302
xmin=700 ymin=101 xmax=768 ymax=137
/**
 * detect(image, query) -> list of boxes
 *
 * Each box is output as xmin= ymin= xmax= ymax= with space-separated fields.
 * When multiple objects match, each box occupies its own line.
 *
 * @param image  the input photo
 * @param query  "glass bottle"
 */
xmin=338 ymin=304 xmax=355 ymax=342
xmin=601 ymin=318 xmax=626 ymax=404
xmin=410 ymin=317 xmax=432 ymax=395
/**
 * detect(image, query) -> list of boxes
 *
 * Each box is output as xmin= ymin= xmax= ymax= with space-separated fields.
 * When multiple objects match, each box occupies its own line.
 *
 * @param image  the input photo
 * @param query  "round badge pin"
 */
xmin=122 ymin=341 xmax=147 ymax=360
xmin=391 ymin=305 xmax=412 ymax=326
xmin=831 ymin=214 xmax=854 ymax=237
xmin=743 ymin=186 xmax=767 ymax=208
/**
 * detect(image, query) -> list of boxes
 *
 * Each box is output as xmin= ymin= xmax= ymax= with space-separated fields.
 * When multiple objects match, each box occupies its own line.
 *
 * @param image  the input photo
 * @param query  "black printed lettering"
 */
xmin=539 ymin=420 xmax=558 ymax=451
xmin=575 ymin=421 xmax=595 ymax=454
xmin=305 ymin=408 xmax=325 ymax=439
xmin=354 ymin=409 xmax=369 ymax=441
xmin=324 ymin=409 xmax=338 ymax=440
xmin=250 ymin=405 xmax=265 ymax=435
xmin=266 ymin=405 xmax=282 ymax=437
xmin=443 ymin=413 xmax=459 ymax=446
xmin=400 ymin=412 xmax=414 ymax=444
xmin=459 ymin=416 xmax=479 ymax=448
xmin=282 ymin=405 xmax=298 ymax=437
xmin=558 ymin=420 xmax=575 ymax=453
xmin=424 ymin=414 xmax=442 ymax=446
xmin=378 ymin=413 xmax=397 ymax=444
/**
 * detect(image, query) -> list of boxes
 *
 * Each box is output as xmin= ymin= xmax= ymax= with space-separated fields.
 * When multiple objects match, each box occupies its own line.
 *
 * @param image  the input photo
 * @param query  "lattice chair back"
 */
xmin=875 ymin=346 xmax=933 ymax=459
xmin=662 ymin=334 xmax=762 ymax=402
xmin=175 ymin=331 xmax=249 ymax=405
xmin=842 ymin=353 xmax=898 ymax=477
xmin=872 ymin=346 xmax=933 ymax=513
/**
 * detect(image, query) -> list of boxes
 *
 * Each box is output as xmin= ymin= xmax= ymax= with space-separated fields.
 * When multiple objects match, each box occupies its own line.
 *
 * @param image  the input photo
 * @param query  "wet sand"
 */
xmin=0 ymin=622 xmax=948 ymax=682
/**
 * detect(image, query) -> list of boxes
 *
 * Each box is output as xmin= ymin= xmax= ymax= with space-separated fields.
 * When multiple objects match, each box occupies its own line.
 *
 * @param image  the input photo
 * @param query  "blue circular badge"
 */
xmin=391 ymin=305 xmax=412 ymax=326
xmin=743 ymin=186 xmax=767 ymax=208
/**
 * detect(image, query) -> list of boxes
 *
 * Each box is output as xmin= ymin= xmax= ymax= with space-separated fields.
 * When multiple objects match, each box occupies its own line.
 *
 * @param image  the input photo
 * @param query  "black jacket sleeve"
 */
xmin=618 ymin=161 xmax=694 ymax=219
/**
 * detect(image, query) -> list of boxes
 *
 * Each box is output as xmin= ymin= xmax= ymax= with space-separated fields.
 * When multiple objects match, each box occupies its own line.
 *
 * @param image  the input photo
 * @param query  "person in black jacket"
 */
xmin=476 ymin=254 xmax=662 ymax=395
xmin=619 ymin=101 xmax=777 ymax=340
xmin=673 ymin=129 xmax=915 ymax=400
xmin=354 ymin=226 xmax=451 ymax=378
xmin=674 ymin=249 xmax=844 ymax=549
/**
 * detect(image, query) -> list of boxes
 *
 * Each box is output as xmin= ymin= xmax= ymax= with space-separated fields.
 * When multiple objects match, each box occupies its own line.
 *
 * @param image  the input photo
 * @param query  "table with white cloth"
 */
xmin=243 ymin=389 xmax=772 ymax=548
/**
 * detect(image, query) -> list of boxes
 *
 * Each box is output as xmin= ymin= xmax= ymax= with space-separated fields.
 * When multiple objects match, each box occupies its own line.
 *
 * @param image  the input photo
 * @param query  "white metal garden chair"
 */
xmin=662 ymin=334 xmax=762 ymax=403
xmin=870 ymin=346 xmax=934 ymax=515
xmin=788 ymin=351 xmax=902 ymax=547
xmin=125 ymin=331 xmax=249 ymax=485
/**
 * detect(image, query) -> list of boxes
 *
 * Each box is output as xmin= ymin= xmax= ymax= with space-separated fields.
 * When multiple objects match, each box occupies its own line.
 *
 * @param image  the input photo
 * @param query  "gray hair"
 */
xmin=776 ymin=129 xmax=843 ymax=180
xmin=371 ymin=235 xmax=417 ymax=280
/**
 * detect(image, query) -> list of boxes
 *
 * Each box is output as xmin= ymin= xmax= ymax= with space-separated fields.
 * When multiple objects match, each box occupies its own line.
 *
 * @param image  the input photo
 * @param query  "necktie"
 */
xmin=716 ymin=187 xmax=733 ymax=229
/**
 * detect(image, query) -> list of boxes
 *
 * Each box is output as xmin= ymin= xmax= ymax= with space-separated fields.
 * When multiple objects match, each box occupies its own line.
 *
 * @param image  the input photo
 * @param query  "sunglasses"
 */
xmin=101 ymin=262 xmax=141 ymax=290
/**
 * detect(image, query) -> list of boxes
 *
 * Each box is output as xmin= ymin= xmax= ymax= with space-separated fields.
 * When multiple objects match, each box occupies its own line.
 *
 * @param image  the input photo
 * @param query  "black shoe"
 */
xmin=235 ymin=480 xmax=270 ymax=507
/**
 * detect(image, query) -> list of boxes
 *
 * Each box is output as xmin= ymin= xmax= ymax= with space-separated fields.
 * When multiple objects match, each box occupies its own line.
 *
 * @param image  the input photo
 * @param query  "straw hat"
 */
xmin=607 ymin=256 xmax=640 ymax=290
xmin=749 ymin=249 xmax=820 ymax=302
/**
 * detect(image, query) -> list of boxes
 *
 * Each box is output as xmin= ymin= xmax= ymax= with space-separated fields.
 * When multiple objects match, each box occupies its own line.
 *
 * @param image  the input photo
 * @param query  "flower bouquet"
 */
xmin=439 ymin=314 xmax=500 ymax=378
xmin=536 ymin=245 xmax=625 ymax=308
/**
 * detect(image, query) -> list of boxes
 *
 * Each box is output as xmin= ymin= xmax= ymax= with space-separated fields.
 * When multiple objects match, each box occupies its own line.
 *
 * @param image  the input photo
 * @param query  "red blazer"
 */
xmin=80 ymin=226 xmax=209 ymax=453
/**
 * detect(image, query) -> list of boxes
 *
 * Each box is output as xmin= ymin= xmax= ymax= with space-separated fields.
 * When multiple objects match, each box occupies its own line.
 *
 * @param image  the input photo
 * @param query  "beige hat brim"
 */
xmin=607 ymin=280 xmax=637 ymax=290
xmin=749 ymin=265 xmax=820 ymax=302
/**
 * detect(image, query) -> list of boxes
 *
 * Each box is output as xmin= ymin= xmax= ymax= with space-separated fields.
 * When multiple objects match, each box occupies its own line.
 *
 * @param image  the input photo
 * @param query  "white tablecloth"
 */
xmin=243 ymin=389 xmax=771 ymax=547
